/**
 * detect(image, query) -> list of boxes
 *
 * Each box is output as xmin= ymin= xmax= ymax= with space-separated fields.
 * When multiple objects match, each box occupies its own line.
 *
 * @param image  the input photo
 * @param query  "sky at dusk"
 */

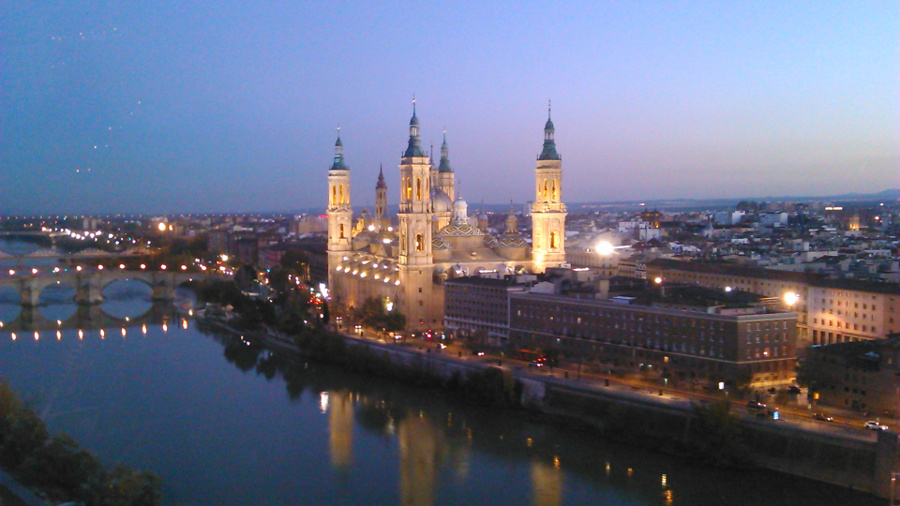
xmin=2 ymin=1 xmax=898 ymax=215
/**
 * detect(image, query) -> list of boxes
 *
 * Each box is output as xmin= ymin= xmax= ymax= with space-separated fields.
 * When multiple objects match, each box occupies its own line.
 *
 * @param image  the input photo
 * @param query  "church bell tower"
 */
xmin=531 ymin=102 xmax=567 ymax=268
xmin=397 ymin=100 xmax=436 ymax=328
xmin=326 ymin=129 xmax=353 ymax=297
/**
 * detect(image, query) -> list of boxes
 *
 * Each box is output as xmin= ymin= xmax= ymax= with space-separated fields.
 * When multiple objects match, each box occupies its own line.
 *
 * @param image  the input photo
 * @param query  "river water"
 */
xmin=0 ymin=240 xmax=885 ymax=505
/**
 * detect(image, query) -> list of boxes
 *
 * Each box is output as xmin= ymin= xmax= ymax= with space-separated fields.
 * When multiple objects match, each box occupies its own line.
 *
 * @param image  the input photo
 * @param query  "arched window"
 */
xmin=339 ymin=223 xmax=345 ymax=239
xmin=543 ymin=180 xmax=548 ymax=199
xmin=332 ymin=186 xmax=337 ymax=206
xmin=416 ymin=178 xmax=421 ymax=200
xmin=550 ymin=232 xmax=556 ymax=249
xmin=406 ymin=179 xmax=412 ymax=200
xmin=339 ymin=184 xmax=345 ymax=204
xmin=416 ymin=234 xmax=424 ymax=251
xmin=551 ymin=180 xmax=557 ymax=201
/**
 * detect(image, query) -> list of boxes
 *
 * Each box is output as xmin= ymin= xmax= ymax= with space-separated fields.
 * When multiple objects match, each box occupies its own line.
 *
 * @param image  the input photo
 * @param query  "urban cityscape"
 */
xmin=3 ymin=2 xmax=898 ymax=506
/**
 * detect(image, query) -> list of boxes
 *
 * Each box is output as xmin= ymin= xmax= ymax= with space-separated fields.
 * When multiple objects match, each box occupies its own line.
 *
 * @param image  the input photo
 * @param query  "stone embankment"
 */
xmin=213 ymin=320 xmax=898 ymax=500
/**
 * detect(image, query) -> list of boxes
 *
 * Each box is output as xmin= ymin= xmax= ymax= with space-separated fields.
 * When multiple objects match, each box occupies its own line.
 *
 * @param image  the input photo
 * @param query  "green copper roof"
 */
xmin=404 ymin=106 xmax=426 ymax=157
xmin=330 ymin=134 xmax=348 ymax=170
xmin=438 ymin=131 xmax=453 ymax=172
xmin=538 ymin=109 xmax=560 ymax=160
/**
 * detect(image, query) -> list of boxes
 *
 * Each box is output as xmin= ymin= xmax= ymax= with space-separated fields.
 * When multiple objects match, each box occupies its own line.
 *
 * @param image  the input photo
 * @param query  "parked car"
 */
xmin=786 ymin=386 xmax=801 ymax=394
xmin=864 ymin=421 xmax=889 ymax=431
xmin=813 ymin=413 xmax=833 ymax=422
xmin=747 ymin=400 xmax=767 ymax=410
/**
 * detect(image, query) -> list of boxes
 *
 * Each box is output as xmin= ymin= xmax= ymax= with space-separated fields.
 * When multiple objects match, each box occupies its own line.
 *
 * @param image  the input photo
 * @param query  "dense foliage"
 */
xmin=0 ymin=381 xmax=162 ymax=505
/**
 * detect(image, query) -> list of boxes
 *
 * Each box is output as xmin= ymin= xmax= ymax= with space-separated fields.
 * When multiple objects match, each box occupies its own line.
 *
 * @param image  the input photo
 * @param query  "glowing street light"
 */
xmin=595 ymin=241 xmax=615 ymax=256
xmin=784 ymin=292 xmax=800 ymax=307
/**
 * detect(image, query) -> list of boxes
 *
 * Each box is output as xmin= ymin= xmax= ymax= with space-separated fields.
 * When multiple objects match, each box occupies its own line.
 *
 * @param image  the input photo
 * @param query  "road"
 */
xmin=342 ymin=325 xmax=884 ymax=441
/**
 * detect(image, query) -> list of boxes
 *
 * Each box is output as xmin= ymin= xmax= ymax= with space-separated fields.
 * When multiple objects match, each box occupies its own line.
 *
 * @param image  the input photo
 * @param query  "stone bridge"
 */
xmin=0 ymin=270 xmax=228 ymax=307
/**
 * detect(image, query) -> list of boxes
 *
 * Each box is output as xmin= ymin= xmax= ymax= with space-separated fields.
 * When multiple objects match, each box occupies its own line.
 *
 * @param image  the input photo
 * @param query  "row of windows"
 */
xmin=516 ymin=305 xmax=733 ymax=331
xmin=813 ymin=319 xmax=878 ymax=333
xmin=744 ymin=346 xmax=787 ymax=359
xmin=819 ymin=299 xmax=877 ymax=311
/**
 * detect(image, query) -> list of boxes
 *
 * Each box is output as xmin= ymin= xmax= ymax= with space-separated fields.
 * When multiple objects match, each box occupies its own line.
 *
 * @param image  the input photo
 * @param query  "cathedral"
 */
xmin=326 ymin=103 xmax=567 ymax=330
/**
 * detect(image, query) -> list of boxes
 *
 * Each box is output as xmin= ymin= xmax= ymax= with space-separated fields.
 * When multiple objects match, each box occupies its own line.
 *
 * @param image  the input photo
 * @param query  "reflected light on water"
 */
xmin=661 ymin=473 xmax=667 ymax=487
xmin=320 ymin=391 xmax=329 ymax=414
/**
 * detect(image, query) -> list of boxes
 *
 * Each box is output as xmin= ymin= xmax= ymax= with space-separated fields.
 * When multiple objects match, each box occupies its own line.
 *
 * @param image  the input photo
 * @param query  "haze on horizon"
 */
xmin=2 ymin=1 xmax=897 ymax=216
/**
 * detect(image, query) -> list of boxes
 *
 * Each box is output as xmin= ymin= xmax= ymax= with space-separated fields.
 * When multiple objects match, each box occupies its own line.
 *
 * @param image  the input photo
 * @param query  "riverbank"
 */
xmin=203 ymin=317 xmax=896 ymax=500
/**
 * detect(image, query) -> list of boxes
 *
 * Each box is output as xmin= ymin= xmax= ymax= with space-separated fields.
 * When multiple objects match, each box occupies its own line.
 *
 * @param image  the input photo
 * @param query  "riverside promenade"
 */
xmin=222 ymin=321 xmax=898 ymax=500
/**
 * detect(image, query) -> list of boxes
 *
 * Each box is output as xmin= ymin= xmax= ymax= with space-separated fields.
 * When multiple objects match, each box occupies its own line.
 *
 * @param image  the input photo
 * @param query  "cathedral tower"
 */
xmin=398 ymin=101 xmax=433 ymax=266
xmin=397 ymin=100 xmax=436 ymax=328
xmin=531 ymin=103 xmax=567 ymax=268
xmin=375 ymin=164 xmax=388 ymax=230
xmin=437 ymin=131 xmax=455 ymax=202
xmin=327 ymin=130 xmax=353 ymax=294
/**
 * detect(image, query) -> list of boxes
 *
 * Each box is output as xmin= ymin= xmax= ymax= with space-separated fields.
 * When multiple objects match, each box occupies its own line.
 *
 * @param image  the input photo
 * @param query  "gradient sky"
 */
xmin=3 ymin=1 xmax=898 ymax=215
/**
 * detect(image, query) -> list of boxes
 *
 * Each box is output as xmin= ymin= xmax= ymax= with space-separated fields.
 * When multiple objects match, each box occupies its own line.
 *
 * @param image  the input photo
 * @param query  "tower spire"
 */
xmin=438 ymin=130 xmax=453 ymax=173
xmin=404 ymin=97 xmax=425 ymax=157
xmin=330 ymin=126 xmax=348 ymax=170
xmin=538 ymin=101 xmax=560 ymax=161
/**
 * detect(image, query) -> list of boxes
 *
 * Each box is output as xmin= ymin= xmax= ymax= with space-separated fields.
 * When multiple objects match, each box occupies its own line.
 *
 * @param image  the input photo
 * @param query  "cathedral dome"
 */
xmin=431 ymin=188 xmax=453 ymax=213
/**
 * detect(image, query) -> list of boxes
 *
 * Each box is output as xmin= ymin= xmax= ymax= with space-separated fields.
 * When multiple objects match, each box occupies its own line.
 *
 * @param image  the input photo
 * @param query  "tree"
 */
xmin=689 ymin=400 xmax=752 ymax=467
xmin=351 ymin=296 xmax=406 ymax=332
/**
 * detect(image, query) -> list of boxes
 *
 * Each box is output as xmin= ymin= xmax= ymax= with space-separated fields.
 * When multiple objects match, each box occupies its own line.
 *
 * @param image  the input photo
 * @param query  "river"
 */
xmin=0 ymin=240 xmax=885 ymax=505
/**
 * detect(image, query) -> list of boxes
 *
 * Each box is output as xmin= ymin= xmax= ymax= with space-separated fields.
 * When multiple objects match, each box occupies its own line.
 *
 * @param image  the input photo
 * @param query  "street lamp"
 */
xmin=784 ymin=291 xmax=799 ymax=308
xmin=595 ymin=241 xmax=615 ymax=256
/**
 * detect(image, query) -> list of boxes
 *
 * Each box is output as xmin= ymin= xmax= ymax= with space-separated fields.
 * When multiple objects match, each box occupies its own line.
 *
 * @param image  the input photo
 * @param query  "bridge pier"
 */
xmin=151 ymin=272 xmax=176 ymax=301
xmin=19 ymin=280 xmax=41 ymax=307
xmin=74 ymin=274 xmax=104 ymax=305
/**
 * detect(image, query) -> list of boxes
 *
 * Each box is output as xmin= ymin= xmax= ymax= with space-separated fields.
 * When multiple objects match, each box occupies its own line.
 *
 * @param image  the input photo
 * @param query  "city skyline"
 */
xmin=3 ymin=1 xmax=897 ymax=215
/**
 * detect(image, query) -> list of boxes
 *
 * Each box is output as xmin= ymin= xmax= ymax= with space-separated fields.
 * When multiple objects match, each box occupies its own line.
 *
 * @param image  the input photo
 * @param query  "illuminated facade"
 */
xmin=327 ymin=104 xmax=568 ymax=329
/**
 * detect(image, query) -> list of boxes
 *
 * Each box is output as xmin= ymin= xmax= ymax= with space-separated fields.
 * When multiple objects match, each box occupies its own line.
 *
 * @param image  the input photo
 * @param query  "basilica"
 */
xmin=326 ymin=103 xmax=567 ymax=329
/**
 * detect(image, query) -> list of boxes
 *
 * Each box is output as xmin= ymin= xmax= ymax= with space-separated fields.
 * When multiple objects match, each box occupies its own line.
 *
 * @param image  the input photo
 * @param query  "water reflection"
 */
xmin=200 ymin=327 xmax=884 ymax=506
xmin=0 ymin=301 xmax=190 ymax=341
